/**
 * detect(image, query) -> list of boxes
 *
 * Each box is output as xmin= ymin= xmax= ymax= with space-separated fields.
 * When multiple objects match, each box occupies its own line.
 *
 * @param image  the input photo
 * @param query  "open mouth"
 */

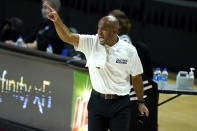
xmin=99 ymin=36 xmax=104 ymax=43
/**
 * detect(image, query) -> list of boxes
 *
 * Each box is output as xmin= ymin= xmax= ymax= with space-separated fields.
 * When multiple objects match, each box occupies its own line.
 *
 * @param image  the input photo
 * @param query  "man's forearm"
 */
xmin=53 ymin=16 xmax=72 ymax=43
xmin=132 ymin=74 xmax=149 ymax=116
xmin=132 ymin=74 xmax=144 ymax=100
xmin=53 ymin=17 xmax=79 ymax=46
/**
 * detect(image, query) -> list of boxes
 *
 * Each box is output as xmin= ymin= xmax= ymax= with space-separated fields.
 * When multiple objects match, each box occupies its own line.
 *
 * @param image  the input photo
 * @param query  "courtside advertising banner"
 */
xmin=72 ymin=71 xmax=92 ymax=131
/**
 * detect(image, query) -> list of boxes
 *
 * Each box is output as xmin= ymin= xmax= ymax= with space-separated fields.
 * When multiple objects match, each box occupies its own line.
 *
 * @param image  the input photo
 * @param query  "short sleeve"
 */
xmin=75 ymin=34 xmax=96 ymax=58
xmin=129 ymin=49 xmax=144 ymax=76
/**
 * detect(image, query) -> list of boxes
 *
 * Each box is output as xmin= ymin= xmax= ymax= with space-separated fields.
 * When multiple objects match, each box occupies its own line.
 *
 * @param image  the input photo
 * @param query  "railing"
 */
xmin=0 ymin=42 xmax=88 ymax=72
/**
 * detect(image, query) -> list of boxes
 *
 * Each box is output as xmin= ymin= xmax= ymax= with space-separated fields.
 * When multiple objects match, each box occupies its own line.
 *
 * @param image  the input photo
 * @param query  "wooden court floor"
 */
xmin=158 ymin=72 xmax=197 ymax=131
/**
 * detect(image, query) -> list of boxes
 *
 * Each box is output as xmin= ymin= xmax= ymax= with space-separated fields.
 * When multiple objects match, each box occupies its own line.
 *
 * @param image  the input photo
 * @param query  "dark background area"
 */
xmin=0 ymin=0 xmax=197 ymax=76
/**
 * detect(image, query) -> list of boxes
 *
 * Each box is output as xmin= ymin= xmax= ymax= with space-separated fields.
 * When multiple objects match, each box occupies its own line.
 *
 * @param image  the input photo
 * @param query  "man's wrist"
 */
xmin=137 ymin=99 xmax=145 ymax=104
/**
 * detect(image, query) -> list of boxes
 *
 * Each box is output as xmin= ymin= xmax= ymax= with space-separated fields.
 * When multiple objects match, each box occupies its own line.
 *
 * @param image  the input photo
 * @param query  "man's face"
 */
xmin=97 ymin=20 xmax=114 ymax=45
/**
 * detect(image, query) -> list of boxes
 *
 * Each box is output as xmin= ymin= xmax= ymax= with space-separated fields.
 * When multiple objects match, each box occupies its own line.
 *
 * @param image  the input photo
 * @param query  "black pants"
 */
xmin=88 ymin=90 xmax=131 ymax=131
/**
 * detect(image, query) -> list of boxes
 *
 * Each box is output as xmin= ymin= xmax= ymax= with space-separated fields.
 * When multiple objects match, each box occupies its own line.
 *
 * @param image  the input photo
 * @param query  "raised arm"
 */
xmin=43 ymin=2 xmax=79 ymax=47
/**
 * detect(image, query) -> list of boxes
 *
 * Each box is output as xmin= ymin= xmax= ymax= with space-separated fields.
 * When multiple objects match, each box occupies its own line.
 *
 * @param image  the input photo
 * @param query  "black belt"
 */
xmin=92 ymin=89 xmax=124 ymax=99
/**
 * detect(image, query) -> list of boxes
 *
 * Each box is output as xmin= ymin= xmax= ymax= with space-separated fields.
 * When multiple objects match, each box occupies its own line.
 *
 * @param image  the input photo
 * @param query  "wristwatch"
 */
xmin=137 ymin=99 xmax=145 ymax=104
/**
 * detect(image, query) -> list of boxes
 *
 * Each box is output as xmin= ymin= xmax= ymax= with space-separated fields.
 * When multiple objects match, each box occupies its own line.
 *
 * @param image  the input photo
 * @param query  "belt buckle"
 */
xmin=104 ymin=94 xmax=113 ymax=99
xmin=104 ymin=94 xmax=108 ymax=99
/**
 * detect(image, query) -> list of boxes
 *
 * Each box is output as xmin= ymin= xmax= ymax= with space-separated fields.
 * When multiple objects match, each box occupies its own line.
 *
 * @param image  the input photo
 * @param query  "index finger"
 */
xmin=43 ymin=1 xmax=54 ymax=12
xmin=145 ymin=110 xmax=149 ymax=117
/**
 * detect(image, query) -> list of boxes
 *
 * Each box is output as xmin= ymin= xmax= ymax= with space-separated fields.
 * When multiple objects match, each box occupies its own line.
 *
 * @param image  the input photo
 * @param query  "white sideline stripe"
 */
xmin=129 ymin=85 xmax=153 ymax=96
xmin=144 ymin=85 xmax=153 ymax=90
xmin=143 ymin=80 xmax=149 ymax=85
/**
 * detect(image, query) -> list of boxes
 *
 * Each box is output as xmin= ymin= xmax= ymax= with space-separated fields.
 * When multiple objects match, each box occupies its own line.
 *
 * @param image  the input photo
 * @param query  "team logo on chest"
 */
xmin=116 ymin=58 xmax=128 ymax=64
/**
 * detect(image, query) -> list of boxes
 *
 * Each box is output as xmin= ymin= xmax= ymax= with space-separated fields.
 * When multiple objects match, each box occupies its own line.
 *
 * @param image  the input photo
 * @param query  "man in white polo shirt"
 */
xmin=44 ymin=2 xmax=149 ymax=131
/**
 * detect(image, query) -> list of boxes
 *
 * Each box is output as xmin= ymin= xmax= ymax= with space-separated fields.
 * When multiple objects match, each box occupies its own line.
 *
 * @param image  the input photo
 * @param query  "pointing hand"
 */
xmin=43 ymin=2 xmax=59 ymax=22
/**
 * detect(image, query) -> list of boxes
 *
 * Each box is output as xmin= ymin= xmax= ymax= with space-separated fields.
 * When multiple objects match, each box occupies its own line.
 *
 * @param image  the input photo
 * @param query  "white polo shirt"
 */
xmin=75 ymin=34 xmax=143 ymax=96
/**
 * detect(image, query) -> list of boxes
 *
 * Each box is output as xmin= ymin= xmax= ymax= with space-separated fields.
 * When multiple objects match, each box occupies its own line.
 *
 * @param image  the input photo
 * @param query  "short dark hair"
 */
xmin=109 ymin=9 xmax=131 ymax=34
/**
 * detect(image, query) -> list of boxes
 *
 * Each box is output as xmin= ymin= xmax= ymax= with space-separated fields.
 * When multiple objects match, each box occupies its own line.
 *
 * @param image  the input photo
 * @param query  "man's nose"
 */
xmin=98 ymin=30 xmax=102 ymax=35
